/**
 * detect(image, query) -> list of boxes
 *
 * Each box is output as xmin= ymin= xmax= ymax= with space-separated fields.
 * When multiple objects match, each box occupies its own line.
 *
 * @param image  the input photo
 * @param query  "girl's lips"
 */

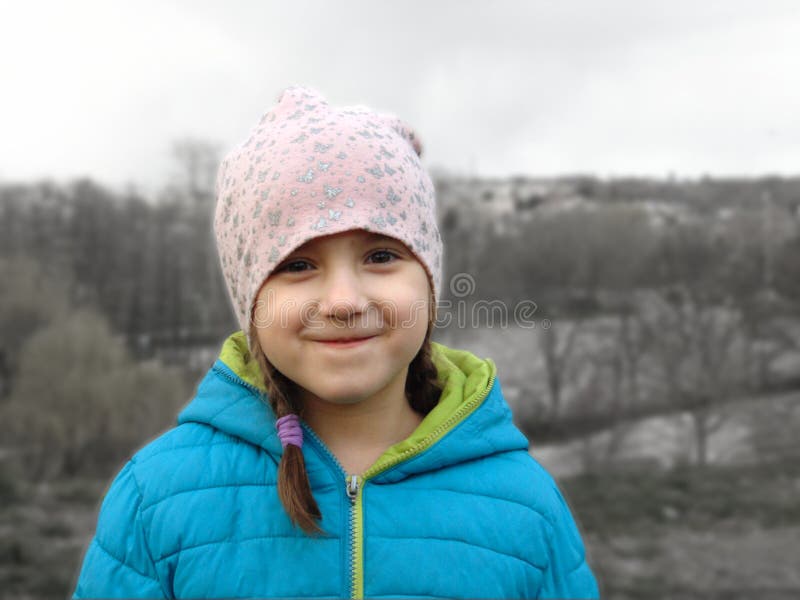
xmin=316 ymin=336 xmax=376 ymax=348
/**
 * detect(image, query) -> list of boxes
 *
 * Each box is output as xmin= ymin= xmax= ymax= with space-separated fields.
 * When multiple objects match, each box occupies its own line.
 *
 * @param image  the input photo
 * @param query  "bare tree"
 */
xmin=715 ymin=207 xmax=799 ymax=390
xmin=539 ymin=318 xmax=581 ymax=420
xmin=637 ymin=286 xmax=749 ymax=466
xmin=600 ymin=307 xmax=654 ymax=464
xmin=169 ymin=137 xmax=221 ymax=206
xmin=162 ymin=138 xmax=228 ymax=336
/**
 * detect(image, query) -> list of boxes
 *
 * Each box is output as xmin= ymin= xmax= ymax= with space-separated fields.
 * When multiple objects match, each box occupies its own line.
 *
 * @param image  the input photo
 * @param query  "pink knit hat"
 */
xmin=213 ymin=85 xmax=442 ymax=340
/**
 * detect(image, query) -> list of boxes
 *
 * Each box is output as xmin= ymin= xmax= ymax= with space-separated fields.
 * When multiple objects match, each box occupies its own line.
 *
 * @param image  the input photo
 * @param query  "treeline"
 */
xmin=556 ymin=173 xmax=800 ymax=211
xmin=437 ymin=175 xmax=800 ymax=309
xmin=0 ymin=178 xmax=234 ymax=352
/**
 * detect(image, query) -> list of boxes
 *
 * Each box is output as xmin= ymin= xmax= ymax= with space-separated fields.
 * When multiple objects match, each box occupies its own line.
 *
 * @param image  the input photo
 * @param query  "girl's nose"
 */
xmin=317 ymin=269 xmax=367 ymax=321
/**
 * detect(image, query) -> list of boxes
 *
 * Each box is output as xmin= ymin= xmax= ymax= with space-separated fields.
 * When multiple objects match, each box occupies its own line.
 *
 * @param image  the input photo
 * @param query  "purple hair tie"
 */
xmin=276 ymin=414 xmax=303 ymax=449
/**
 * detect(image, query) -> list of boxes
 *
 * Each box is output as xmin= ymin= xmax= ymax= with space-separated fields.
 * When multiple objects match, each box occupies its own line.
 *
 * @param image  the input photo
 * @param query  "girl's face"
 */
xmin=252 ymin=229 xmax=431 ymax=408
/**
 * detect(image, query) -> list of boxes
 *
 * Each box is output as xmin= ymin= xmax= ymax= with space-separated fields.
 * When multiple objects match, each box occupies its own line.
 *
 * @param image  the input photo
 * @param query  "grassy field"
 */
xmin=562 ymin=460 xmax=800 ymax=599
xmin=0 ymin=475 xmax=106 ymax=600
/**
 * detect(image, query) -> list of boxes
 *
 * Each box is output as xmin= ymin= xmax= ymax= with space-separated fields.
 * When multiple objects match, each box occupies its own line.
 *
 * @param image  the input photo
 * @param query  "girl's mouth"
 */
xmin=316 ymin=336 xmax=376 ymax=348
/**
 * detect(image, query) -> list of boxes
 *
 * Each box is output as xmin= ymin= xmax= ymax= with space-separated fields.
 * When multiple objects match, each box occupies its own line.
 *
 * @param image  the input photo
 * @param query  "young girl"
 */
xmin=71 ymin=85 xmax=599 ymax=599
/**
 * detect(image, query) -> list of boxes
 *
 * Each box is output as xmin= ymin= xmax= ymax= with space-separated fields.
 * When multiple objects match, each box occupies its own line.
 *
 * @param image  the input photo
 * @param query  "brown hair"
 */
xmin=247 ymin=306 xmax=442 ymax=535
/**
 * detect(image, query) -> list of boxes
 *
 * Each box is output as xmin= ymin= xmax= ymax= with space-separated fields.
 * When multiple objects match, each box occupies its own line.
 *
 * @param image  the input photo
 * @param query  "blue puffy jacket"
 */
xmin=72 ymin=331 xmax=599 ymax=599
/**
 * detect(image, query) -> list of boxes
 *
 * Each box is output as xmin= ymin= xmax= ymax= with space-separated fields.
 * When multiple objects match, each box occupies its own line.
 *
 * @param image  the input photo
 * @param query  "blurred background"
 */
xmin=1 ymin=1 xmax=799 ymax=598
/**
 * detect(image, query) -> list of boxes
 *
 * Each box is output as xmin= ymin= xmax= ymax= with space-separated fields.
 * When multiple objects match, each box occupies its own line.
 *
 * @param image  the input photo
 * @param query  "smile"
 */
xmin=315 ymin=336 xmax=376 ymax=348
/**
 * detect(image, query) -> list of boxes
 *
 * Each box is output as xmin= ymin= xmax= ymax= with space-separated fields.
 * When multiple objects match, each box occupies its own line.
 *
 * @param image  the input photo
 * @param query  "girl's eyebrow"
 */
xmin=363 ymin=232 xmax=404 ymax=246
xmin=363 ymin=232 xmax=390 ymax=242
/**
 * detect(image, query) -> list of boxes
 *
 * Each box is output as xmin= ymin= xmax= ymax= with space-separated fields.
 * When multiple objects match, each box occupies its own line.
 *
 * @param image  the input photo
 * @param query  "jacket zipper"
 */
xmin=345 ymin=474 xmax=362 ymax=599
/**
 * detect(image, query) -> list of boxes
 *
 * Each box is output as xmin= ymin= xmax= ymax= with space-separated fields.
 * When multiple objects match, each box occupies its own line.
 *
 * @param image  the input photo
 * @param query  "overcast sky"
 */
xmin=2 ymin=0 xmax=799 ymax=194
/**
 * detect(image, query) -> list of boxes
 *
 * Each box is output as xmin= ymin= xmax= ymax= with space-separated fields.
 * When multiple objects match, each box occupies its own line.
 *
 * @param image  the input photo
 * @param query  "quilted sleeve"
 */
xmin=71 ymin=461 xmax=168 ymax=599
xmin=537 ymin=482 xmax=600 ymax=599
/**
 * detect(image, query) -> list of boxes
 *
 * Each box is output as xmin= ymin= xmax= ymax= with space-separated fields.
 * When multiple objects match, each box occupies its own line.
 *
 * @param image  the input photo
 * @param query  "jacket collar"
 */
xmin=177 ymin=331 xmax=528 ymax=480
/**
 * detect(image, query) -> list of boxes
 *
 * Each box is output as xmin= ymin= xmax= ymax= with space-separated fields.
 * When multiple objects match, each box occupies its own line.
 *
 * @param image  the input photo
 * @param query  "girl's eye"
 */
xmin=277 ymin=250 xmax=398 ymax=273
xmin=278 ymin=259 xmax=313 ymax=273
xmin=367 ymin=249 xmax=399 ymax=264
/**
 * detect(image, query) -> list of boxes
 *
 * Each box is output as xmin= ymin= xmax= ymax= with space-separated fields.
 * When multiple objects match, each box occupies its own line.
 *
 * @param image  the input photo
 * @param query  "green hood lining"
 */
xmin=217 ymin=330 xmax=497 ymax=465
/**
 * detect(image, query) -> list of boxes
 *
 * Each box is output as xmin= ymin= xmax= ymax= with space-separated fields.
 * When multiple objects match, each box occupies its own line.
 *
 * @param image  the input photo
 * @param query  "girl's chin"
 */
xmin=308 ymin=391 xmax=371 ymax=406
xmin=296 ymin=385 xmax=373 ymax=407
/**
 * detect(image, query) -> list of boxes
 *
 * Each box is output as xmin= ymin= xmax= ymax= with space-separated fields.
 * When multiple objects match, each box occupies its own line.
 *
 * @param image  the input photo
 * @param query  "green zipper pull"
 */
xmin=346 ymin=474 xmax=359 ymax=504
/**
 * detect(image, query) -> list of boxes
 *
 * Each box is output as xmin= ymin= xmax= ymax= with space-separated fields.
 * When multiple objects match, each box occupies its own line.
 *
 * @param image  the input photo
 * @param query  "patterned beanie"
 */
xmin=213 ymin=85 xmax=443 ymax=340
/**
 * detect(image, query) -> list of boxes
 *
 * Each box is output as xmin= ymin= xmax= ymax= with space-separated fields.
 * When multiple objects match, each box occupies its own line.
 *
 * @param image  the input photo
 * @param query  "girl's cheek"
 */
xmin=402 ymin=302 xmax=430 ymax=330
xmin=252 ymin=287 xmax=295 ymax=328
xmin=390 ymin=293 xmax=428 ymax=327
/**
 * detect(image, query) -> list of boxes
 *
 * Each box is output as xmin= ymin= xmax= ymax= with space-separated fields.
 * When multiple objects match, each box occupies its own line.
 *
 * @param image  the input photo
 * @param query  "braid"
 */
xmin=248 ymin=322 xmax=323 ymax=536
xmin=405 ymin=322 xmax=443 ymax=416
xmin=247 ymin=297 xmax=442 ymax=535
xmin=406 ymin=291 xmax=443 ymax=415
